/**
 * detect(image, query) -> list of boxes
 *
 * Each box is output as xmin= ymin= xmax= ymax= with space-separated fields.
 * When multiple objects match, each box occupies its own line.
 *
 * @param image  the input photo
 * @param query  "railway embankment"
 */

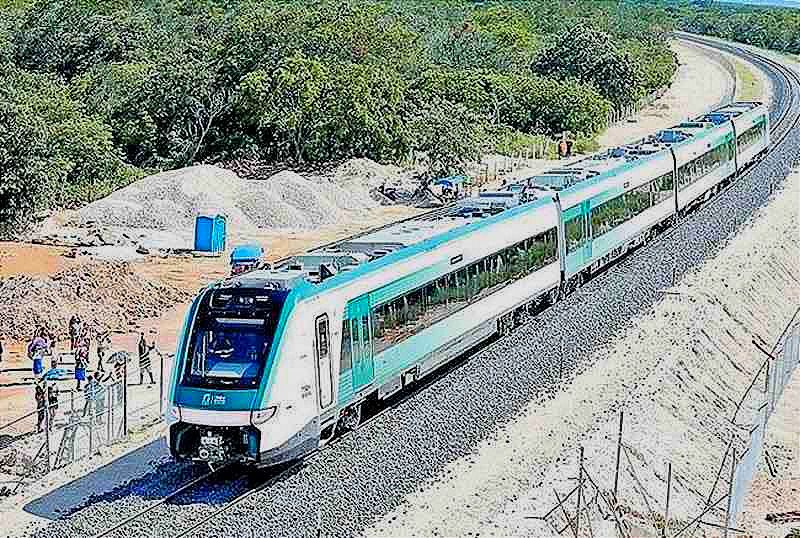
xmin=365 ymin=169 xmax=800 ymax=537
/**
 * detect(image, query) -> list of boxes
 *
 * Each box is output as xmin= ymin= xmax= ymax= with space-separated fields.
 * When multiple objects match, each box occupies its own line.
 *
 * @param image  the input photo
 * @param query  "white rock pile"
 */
xmin=67 ymin=158 xmax=412 ymax=235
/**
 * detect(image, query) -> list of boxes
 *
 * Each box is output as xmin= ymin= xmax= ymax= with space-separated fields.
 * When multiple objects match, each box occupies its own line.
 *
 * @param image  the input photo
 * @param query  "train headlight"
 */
xmin=251 ymin=405 xmax=278 ymax=425
xmin=166 ymin=405 xmax=181 ymax=422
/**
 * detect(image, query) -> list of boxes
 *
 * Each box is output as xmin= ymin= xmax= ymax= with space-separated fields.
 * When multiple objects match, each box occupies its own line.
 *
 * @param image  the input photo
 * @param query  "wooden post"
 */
xmin=159 ymin=352 xmax=165 ymax=416
xmin=724 ymin=447 xmax=737 ymax=538
xmin=613 ymin=411 xmax=624 ymax=503
xmin=88 ymin=399 xmax=94 ymax=455
xmin=577 ymin=447 xmax=584 ymax=537
xmin=663 ymin=462 xmax=672 ymax=538
xmin=123 ymin=359 xmax=128 ymax=437
xmin=44 ymin=402 xmax=51 ymax=473
xmin=107 ymin=389 xmax=112 ymax=441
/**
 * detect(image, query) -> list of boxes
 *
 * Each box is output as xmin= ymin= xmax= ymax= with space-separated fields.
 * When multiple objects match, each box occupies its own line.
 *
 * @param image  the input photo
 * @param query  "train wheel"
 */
xmin=339 ymin=403 xmax=362 ymax=432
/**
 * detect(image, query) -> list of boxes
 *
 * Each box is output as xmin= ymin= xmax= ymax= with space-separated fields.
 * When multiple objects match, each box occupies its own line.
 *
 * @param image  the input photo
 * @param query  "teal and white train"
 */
xmin=166 ymin=101 xmax=769 ymax=465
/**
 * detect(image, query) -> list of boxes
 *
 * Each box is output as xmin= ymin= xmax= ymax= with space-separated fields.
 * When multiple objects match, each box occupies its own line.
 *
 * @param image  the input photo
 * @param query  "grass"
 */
xmin=733 ymin=57 xmax=764 ymax=101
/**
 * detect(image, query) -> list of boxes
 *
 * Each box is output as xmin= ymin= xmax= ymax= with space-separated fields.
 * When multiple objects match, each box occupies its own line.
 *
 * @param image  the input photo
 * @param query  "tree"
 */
xmin=404 ymin=96 xmax=485 ymax=181
xmin=238 ymin=53 xmax=329 ymax=163
xmin=0 ymin=66 xmax=139 ymax=230
xmin=533 ymin=24 xmax=642 ymax=107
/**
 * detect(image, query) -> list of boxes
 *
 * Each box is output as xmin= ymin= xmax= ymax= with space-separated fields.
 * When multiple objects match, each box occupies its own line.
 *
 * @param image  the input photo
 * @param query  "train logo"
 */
xmin=200 ymin=393 xmax=227 ymax=407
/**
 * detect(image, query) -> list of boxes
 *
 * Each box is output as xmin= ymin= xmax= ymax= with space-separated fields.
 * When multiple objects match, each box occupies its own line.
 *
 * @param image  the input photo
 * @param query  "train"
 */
xmin=165 ymin=101 xmax=769 ymax=466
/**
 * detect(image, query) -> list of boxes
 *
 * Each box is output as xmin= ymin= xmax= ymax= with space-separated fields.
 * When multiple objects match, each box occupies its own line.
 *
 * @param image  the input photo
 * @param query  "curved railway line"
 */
xmin=39 ymin=34 xmax=800 ymax=538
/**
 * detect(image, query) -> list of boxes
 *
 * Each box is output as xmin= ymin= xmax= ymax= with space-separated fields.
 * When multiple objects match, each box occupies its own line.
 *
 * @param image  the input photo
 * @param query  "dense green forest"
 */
xmin=672 ymin=1 xmax=800 ymax=55
xmin=0 ymin=0 xmax=684 ymax=229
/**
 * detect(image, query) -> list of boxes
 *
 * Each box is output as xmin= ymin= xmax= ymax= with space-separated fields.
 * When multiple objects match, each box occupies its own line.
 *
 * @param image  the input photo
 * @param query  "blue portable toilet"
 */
xmin=194 ymin=214 xmax=227 ymax=253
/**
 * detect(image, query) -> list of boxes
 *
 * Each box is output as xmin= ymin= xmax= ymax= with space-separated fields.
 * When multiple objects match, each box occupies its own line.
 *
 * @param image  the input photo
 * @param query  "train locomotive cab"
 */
xmin=167 ymin=278 xmax=319 ymax=466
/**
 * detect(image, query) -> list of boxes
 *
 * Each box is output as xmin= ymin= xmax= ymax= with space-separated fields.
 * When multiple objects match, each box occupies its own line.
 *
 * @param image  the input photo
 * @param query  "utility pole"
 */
xmin=663 ymin=462 xmax=672 ymax=538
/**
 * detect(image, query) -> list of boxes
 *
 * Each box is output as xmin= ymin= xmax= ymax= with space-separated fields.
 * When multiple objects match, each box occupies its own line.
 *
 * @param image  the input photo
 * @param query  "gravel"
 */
xmin=68 ymin=159 xmax=400 ymax=236
xmin=0 ymin=262 xmax=189 ymax=341
xmin=28 ymin=42 xmax=800 ymax=538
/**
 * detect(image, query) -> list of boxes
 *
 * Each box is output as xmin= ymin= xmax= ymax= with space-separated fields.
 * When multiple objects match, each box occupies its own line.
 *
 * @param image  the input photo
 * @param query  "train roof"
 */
xmin=222 ymin=101 xmax=763 ymax=294
xmin=527 ymin=101 xmax=764 ymax=197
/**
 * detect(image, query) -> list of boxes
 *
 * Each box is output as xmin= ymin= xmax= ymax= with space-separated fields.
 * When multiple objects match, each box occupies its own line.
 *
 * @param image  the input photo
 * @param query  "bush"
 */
xmin=0 ymin=66 xmax=141 ymax=231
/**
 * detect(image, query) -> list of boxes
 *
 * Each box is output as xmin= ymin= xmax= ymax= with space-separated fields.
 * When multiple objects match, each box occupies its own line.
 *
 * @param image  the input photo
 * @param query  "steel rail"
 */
xmin=91 ymin=462 xmax=233 ymax=538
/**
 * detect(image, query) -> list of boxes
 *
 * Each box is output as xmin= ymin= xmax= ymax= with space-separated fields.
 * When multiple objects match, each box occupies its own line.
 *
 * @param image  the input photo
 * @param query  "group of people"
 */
xmin=28 ymin=315 xmax=159 ymax=433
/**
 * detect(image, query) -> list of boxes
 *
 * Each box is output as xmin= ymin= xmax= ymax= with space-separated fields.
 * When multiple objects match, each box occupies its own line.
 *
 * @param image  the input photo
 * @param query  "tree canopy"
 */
xmin=0 ymin=0 xmax=683 ymax=230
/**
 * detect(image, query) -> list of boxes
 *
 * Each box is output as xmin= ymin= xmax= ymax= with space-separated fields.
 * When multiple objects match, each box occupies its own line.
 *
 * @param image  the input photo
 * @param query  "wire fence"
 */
xmin=530 ymin=312 xmax=800 ymax=537
xmin=0 ymin=350 xmax=173 ymax=494
xmin=726 ymin=318 xmax=799 ymax=530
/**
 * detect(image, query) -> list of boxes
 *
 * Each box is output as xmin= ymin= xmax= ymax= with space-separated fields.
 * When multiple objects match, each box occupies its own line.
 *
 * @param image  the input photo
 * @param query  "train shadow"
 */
xmin=23 ymin=438 xmax=170 ymax=519
xmin=22 ymin=438 xmax=273 ymax=520
xmin=23 ymin=430 xmax=300 ymax=522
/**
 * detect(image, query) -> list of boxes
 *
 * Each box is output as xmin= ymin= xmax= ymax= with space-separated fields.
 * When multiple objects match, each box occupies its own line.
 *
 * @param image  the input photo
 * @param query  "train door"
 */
xmin=314 ymin=314 xmax=334 ymax=410
xmin=348 ymin=296 xmax=374 ymax=391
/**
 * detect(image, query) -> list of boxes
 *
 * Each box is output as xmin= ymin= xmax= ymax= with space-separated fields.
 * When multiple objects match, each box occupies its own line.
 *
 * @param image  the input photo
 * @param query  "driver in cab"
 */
xmin=208 ymin=333 xmax=234 ymax=362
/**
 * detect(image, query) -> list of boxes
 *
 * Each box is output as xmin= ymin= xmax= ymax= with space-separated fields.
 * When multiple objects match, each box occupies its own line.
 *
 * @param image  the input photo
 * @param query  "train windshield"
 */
xmin=182 ymin=289 xmax=286 ymax=390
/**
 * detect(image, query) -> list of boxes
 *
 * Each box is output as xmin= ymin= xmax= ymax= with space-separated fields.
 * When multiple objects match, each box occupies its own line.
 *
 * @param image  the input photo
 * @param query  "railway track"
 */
xmin=77 ymin=35 xmax=800 ymax=538
xmin=89 ymin=328 xmax=486 ymax=538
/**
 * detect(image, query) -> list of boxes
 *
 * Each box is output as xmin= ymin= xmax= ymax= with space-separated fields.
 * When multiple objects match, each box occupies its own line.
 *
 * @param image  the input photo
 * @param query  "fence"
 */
xmin=605 ymin=88 xmax=667 ymax=128
xmin=0 ymin=350 xmax=173 ymax=494
xmin=530 ymin=313 xmax=800 ymax=537
xmin=726 ymin=319 xmax=799 ymax=530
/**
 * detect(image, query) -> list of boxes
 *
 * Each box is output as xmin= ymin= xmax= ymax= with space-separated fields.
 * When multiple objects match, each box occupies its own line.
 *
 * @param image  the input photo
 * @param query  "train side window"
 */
xmin=315 ymin=315 xmax=333 ymax=408
xmin=340 ymin=318 xmax=352 ymax=371
xmin=360 ymin=315 xmax=372 ymax=356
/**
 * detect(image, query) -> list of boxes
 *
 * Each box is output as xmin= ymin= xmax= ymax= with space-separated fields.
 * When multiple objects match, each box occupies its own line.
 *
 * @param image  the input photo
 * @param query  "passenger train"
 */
xmin=166 ymin=101 xmax=769 ymax=465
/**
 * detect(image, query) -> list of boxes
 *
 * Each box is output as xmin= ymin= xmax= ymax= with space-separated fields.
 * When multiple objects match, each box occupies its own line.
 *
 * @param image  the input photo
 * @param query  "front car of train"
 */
xmin=166 ymin=272 xmax=322 ymax=466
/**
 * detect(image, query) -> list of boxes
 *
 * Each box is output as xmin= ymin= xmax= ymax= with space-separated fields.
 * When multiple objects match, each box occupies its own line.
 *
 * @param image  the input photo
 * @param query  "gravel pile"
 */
xmin=75 ymin=166 xmax=250 ymax=232
xmin=68 ymin=159 xmax=404 ymax=236
xmin=0 ymin=261 xmax=189 ymax=341
xmin=269 ymin=171 xmax=347 ymax=226
xmin=26 ymin=45 xmax=800 ymax=538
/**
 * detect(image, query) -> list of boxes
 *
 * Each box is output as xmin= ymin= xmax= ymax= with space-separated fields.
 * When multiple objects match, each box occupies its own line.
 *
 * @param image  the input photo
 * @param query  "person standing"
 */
xmin=138 ymin=332 xmax=155 ymax=385
xmin=47 ymin=381 xmax=59 ymax=430
xmin=83 ymin=374 xmax=105 ymax=423
xmin=74 ymin=339 xmax=88 ymax=391
xmin=102 ymin=352 xmax=127 ymax=406
xmin=35 ymin=379 xmax=47 ymax=433
xmin=68 ymin=315 xmax=82 ymax=350
xmin=96 ymin=330 xmax=110 ymax=374
xmin=28 ymin=328 xmax=48 ymax=377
